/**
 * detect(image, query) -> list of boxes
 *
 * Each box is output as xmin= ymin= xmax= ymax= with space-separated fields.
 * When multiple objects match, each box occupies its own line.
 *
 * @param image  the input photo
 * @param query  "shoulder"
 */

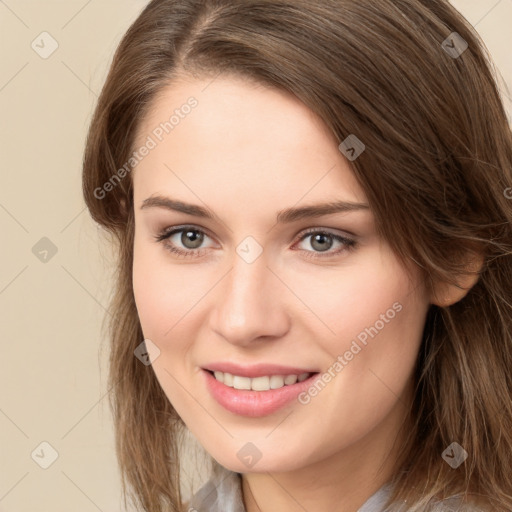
xmin=375 ymin=485 xmax=493 ymax=512
xmin=427 ymin=494 xmax=494 ymax=512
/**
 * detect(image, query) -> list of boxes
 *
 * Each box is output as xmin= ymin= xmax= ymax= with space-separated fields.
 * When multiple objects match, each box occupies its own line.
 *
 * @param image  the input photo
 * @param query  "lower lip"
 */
xmin=202 ymin=369 xmax=320 ymax=417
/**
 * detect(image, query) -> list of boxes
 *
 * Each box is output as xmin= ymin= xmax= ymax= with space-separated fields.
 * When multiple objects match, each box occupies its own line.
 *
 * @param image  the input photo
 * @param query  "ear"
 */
xmin=429 ymin=250 xmax=485 ymax=307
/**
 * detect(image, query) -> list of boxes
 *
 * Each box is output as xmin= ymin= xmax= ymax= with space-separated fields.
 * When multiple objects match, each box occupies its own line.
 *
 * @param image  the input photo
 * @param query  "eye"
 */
xmin=154 ymin=226 xmax=215 ymax=258
xmin=293 ymin=229 xmax=357 ymax=259
xmin=154 ymin=225 xmax=357 ymax=260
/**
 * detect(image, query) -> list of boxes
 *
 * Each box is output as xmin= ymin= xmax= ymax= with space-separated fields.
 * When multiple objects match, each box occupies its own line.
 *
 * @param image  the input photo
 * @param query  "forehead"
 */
xmin=136 ymin=73 xmax=337 ymax=149
xmin=132 ymin=74 xmax=368 ymax=209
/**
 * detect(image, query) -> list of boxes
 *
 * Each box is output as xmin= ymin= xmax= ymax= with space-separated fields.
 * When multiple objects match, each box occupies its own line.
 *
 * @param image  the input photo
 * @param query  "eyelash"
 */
xmin=154 ymin=225 xmax=357 ymax=260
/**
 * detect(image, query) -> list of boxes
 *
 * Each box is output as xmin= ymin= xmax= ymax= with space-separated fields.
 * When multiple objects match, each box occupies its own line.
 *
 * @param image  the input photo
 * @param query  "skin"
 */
xmin=131 ymin=74 xmax=482 ymax=512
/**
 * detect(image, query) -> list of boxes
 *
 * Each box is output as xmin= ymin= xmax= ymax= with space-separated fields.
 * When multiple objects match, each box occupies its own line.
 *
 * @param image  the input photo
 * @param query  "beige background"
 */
xmin=0 ymin=1 xmax=511 ymax=511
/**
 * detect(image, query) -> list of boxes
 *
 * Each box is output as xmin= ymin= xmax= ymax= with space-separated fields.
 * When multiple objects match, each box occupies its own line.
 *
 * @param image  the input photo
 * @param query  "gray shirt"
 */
xmin=187 ymin=464 xmax=486 ymax=512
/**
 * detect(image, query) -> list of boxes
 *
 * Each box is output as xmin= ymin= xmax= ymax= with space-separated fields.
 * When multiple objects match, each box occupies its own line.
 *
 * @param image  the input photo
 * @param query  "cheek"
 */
xmin=132 ymin=240 xmax=212 ymax=345
xmin=132 ymin=240 xmax=180 ymax=339
xmin=132 ymin=243 xmax=199 ymax=403
xmin=285 ymin=281 xmax=427 ymax=461
xmin=300 ymin=248 xmax=428 ymax=410
xmin=291 ymin=246 xmax=424 ymax=345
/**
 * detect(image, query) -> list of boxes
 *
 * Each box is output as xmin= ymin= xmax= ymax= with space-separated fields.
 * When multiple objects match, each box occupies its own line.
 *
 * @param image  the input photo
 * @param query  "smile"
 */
xmin=202 ymin=369 xmax=321 ymax=417
xmin=210 ymin=370 xmax=312 ymax=391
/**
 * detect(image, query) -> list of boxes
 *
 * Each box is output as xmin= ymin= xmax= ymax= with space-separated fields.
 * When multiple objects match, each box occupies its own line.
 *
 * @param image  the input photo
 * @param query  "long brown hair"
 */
xmin=82 ymin=1 xmax=512 ymax=510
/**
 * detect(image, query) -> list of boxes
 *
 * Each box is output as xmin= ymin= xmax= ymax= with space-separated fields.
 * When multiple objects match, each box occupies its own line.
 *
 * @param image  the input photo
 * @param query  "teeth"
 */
xmin=232 ymin=375 xmax=252 ymax=390
xmin=270 ymin=375 xmax=284 ymax=389
xmin=251 ymin=376 xmax=270 ymax=391
xmin=223 ymin=372 xmax=233 ymax=386
xmin=211 ymin=371 xmax=311 ymax=391
xmin=284 ymin=374 xmax=298 ymax=385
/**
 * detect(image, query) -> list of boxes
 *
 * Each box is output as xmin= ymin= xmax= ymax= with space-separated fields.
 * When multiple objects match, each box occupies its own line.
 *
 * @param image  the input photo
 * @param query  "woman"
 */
xmin=82 ymin=0 xmax=512 ymax=510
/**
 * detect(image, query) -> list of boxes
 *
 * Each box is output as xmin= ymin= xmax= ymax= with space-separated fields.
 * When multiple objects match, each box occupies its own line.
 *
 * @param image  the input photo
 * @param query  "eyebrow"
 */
xmin=140 ymin=195 xmax=370 ymax=223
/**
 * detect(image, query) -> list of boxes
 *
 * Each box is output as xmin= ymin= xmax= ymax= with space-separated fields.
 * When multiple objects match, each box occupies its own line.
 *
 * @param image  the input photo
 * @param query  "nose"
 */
xmin=209 ymin=251 xmax=291 ymax=347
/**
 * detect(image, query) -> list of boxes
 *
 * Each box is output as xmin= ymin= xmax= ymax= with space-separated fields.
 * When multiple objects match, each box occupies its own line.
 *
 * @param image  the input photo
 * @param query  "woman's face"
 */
xmin=131 ymin=74 xmax=431 ymax=473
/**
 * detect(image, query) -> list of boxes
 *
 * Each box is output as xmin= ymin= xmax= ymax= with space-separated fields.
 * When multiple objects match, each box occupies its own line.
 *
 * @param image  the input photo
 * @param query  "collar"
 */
xmin=187 ymin=464 xmax=395 ymax=512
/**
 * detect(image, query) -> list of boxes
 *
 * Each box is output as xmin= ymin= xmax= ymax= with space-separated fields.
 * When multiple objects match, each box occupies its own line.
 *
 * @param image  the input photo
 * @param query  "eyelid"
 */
xmin=155 ymin=224 xmax=217 ymax=243
xmin=295 ymin=225 xmax=356 ymax=240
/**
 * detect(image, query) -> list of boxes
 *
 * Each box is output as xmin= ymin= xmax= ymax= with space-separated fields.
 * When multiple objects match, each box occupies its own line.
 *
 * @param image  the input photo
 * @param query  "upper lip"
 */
xmin=203 ymin=362 xmax=319 ymax=378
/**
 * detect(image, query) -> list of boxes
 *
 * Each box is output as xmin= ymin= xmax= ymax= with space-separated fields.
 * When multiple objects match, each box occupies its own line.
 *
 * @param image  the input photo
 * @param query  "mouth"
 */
xmin=202 ymin=368 xmax=321 ymax=417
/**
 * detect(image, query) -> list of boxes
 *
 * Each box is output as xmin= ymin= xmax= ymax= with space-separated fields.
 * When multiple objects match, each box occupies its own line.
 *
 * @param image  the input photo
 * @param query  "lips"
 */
xmin=201 ymin=362 xmax=322 ymax=417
